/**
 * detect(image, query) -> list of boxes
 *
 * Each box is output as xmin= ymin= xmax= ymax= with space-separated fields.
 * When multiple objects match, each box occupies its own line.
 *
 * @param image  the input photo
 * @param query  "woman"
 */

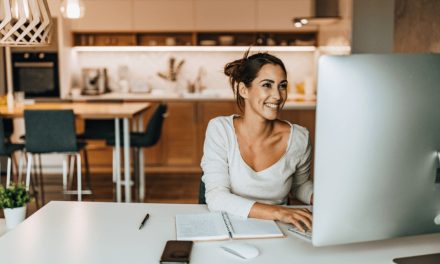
xmin=201 ymin=50 xmax=313 ymax=232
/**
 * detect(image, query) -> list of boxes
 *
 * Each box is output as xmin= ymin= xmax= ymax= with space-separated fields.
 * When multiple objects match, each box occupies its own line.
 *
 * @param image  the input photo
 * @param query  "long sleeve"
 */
xmin=291 ymin=134 xmax=314 ymax=204
xmin=201 ymin=119 xmax=255 ymax=218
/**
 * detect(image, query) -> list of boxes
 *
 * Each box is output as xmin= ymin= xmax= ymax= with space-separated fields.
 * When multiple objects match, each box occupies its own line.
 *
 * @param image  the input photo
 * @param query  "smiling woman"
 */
xmin=201 ymin=51 xmax=314 ymax=233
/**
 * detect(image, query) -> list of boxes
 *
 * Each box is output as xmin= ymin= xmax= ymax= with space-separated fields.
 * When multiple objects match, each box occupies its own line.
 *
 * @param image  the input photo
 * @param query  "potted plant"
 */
xmin=0 ymin=183 xmax=30 ymax=229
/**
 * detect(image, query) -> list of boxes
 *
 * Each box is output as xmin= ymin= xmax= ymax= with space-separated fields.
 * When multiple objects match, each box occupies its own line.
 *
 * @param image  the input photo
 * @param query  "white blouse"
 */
xmin=201 ymin=115 xmax=313 ymax=218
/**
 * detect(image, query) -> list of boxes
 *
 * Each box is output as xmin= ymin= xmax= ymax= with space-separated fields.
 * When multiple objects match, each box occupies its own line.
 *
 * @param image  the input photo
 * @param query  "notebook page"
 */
xmin=227 ymin=214 xmax=284 ymax=239
xmin=176 ymin=212 xmax=230 ymax=241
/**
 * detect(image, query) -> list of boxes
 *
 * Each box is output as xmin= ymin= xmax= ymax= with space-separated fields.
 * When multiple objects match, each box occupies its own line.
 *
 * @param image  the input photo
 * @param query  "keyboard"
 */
xmin=287 ymin=226 xmax=312 ymax=241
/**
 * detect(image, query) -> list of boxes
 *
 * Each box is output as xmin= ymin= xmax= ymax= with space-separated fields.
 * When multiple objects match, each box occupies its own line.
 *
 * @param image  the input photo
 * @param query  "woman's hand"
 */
xmin=274 ymin=207 xmax=312 ymax=232
xmin=249 ymin=203 xmax=312 ymax=232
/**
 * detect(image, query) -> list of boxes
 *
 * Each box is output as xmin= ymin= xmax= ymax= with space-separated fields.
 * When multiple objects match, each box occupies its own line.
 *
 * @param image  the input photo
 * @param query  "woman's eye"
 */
xmin=262 ymin=83 xmax=272 ymax=88
xmin=279 ymin=84 xmax=288 ymax=90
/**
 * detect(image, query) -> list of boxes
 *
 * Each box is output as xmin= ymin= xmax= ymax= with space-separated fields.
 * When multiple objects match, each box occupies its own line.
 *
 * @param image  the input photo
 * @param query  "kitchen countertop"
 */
xmin=68 ymin=92 xmax=316 ymax=110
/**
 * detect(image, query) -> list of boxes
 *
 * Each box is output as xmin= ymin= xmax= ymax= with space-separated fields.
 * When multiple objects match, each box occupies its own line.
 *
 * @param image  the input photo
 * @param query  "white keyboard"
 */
xmin=287 ymin=226 xmax=312 ymax=240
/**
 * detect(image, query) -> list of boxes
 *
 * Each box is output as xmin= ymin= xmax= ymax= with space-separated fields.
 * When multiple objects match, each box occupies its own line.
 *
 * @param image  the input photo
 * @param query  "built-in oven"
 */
xmin=12 ymin=52 xmax=60 ymax=98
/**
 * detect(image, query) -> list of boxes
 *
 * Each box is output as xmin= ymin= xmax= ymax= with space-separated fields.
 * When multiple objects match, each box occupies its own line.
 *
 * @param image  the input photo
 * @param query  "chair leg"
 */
xmin=76 ymin=153 xmax=82 ymax=202
xmin=139 ymin=148 xmax=145 ymax=202
xmin=6 ymin=157 xmax=12 ymax=188
xmin=25 ymin=153 xmax=32 ymax=191
xmin=38 ymin=155 xmax=45 ymax=206
xmin=62 ymin=155 xmax=69 ymax=194
xmin=114 ymin=148 xmax=121 ymax=203
xmin=133 ymin=148 xmax=138 ymax=202
xmin=25 ymin=153 xmax=40 ymax=209
xmin=68 ymin=155 xmax=75 ymax=190
xmin=17 ymin=151 xmax=25 ymax=183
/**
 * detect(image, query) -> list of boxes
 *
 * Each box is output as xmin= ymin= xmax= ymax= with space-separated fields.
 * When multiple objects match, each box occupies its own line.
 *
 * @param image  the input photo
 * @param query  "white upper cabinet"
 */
xmin=70 ymin=0 xmax=133 ymax=31
xmin=256 ymin=0 xmax=313 ymax=30
xmin=133 ymin=0 xmax=194 ymax=31
xmin=194 ymin=0 xmax=256 ymax=30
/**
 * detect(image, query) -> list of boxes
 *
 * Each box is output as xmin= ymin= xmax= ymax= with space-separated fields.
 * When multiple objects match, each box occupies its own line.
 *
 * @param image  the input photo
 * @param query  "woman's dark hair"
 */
xmin=224 ymin=49 xmax=287 ymax=111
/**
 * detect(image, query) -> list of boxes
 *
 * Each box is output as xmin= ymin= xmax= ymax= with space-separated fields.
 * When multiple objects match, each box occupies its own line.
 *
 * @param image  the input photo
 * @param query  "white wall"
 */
xmin=74 ymin=50 xmax=316 ymax=95
xmin=351 ymin=0 xmax=395 ymax=53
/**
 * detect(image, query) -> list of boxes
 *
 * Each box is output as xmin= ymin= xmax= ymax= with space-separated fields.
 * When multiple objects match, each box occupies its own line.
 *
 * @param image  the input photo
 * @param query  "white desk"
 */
xmin=0 ymin=202 xmax=439 ymax=264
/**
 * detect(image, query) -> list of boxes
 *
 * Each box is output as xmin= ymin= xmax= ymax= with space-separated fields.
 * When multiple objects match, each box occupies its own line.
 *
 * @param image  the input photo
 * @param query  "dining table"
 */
xmin=0 ymin=101 xmax=151 ymax=203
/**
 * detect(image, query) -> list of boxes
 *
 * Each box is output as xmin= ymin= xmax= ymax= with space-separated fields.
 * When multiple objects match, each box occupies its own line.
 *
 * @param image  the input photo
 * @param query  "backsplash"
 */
xmin=72 ymin=50 xmax=316 ymax=95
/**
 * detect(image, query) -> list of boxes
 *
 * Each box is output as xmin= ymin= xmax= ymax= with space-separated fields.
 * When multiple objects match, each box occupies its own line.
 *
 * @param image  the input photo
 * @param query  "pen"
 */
xmin=138 ymin=213 xmax=150 ymax=230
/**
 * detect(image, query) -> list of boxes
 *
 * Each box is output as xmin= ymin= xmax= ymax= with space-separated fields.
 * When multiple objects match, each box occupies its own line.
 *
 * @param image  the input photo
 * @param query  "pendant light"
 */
xmin=60 ymin=0 xmax=85 ymax=19
xmin=0 ymin=0 xmax=53 ymax=46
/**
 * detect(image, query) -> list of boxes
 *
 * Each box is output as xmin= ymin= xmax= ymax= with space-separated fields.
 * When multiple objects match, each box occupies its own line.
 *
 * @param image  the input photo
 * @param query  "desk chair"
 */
xmin=199 ymin=176 xmax=206 ymax=204
xmin=106 ymin=103 xmax=167 ymax=201
xmin=23 ymin=110 xmax=90 ymax=202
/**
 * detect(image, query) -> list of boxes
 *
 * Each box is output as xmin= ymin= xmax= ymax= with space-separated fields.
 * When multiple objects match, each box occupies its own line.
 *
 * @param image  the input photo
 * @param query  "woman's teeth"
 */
xmin=265 ymin=103 xmax=279 ymax=109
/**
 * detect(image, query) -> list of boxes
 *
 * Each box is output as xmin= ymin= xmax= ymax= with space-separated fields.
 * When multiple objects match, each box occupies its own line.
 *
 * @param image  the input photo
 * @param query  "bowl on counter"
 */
xmin=199 ymin=40 xmax=217 ymax=46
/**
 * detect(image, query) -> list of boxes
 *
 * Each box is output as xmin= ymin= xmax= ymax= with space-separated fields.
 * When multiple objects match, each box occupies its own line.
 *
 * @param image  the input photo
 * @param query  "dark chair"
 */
xmin=0 ymin=118 xmax=25 ymax=188
xmin=199 ymin=176 xmax=206 ymax=204
xmin=106 ymin=103 xmax=168 ymax=201
xmin=23 ymin=110 xmax=90 ymax=202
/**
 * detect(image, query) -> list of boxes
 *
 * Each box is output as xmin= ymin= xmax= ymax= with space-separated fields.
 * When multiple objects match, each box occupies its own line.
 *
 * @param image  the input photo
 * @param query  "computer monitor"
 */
xmin=312 ymin=54 xmax=440 ymax=247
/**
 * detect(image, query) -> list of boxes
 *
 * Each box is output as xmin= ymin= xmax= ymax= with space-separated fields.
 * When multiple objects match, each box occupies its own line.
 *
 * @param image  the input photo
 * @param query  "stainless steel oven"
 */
xmin=12 ymin=52 xmax=60 ymax=98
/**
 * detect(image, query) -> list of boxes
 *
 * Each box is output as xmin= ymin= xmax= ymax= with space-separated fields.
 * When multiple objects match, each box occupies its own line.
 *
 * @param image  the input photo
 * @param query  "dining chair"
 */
xmin=0 ymin=118 xmax=25 ymax=189
xmin=23 ymin=110 xmax=90 ymax=202
xmin=106 ymin=103 xmax=168 ymax=201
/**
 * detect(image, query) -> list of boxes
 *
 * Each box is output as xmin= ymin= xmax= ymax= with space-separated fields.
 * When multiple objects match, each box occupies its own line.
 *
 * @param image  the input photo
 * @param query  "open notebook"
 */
xmin=175 ymin=212 xmax=284 ymax=241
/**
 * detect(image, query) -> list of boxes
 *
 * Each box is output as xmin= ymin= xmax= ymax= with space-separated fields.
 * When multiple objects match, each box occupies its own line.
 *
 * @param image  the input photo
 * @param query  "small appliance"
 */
xmin=82 ymin=68 xmax=108 ymax=95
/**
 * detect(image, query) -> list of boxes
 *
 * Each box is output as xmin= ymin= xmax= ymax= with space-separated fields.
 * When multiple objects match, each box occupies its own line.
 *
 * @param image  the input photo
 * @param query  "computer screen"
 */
xmin=312 ymin=54 xmax=440 ymax=246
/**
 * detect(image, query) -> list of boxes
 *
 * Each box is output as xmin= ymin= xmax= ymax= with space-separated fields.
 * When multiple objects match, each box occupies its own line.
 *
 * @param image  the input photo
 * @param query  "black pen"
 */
xmin=138 ymin=213 xmax=150 ymax=230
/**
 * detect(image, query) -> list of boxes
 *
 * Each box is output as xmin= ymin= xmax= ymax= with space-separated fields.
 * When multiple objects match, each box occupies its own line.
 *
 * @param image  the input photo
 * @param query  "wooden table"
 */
xmin=0 ymin=102 xmax=151 ymax=203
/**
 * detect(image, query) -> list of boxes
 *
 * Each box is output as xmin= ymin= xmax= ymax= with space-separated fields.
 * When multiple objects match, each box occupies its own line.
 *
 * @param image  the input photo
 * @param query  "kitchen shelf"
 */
xmin=72 ymin=31 xmax=317 ymax=47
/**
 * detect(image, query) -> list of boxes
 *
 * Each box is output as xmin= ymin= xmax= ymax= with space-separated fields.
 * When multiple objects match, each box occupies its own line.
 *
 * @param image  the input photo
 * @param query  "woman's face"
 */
xmin=240 ymin=63 xmax=288 ymax=120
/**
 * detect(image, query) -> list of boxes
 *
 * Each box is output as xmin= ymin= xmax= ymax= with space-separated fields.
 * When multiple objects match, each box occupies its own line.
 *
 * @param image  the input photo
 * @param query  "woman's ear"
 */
xmin=238 ymin=82 xmax=248 ymax=99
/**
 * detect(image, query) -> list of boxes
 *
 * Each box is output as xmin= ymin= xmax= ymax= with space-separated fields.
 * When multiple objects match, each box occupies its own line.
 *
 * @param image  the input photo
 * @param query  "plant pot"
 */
xmin=3 ymin=206 xmax=27 ymax=229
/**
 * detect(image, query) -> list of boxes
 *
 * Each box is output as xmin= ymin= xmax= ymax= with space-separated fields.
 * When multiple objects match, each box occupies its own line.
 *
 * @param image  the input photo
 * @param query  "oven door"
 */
xmin=12 ymin=52 xmax=60 ymax=98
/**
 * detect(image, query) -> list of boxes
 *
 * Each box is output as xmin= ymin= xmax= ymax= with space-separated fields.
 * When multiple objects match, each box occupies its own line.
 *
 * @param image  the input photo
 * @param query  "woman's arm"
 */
xmin=201 ymin=119 xmax=256 ymax=218
xmin=292 ymin=134 xmax=314 ymax=204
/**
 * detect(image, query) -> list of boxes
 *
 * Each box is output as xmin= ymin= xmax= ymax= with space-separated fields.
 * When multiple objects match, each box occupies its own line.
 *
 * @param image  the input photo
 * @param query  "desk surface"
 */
xmin=0 ymin=102 xmax=150 ymax=119
xmin=0 ymin=201 xmax=438 ymax=264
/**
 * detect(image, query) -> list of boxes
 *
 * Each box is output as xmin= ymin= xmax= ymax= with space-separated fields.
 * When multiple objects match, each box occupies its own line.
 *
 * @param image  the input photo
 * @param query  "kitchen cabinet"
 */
xmin=70 ymin=0 xmax=133 ymax=31
xmin=133 ymin=0 xmax=194 ymax=31
xmin=256 ymin=0 xmax=313 ymax=30
xmin=194 ymin=0 xmax=256 ymax=31
xmin=162 ymin=102 xmax=199 ymax=166
xmin=68 ymin=0 xmax=314 ymax=32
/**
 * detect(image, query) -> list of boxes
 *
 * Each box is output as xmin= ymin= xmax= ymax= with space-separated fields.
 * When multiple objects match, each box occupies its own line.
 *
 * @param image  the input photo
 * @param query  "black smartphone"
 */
xmin=160 ymin=240 xmax=193 ymax=264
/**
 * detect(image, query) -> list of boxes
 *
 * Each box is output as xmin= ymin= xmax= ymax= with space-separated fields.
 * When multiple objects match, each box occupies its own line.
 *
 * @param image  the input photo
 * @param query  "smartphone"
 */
xmin=160 ymin=240 xmax=193 ymax=264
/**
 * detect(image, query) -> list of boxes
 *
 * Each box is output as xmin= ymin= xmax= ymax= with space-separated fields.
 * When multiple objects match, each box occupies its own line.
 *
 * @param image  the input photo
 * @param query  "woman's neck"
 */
xmin=238 ymin=113 xmax=276 ymax=141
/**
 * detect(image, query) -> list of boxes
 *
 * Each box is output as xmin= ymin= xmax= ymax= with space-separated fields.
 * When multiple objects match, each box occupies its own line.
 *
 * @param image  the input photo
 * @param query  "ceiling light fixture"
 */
xmin=0 ymin=0 xmax=53 ymax=46
xmin=60 ymin=0 xmax=85 ymax=19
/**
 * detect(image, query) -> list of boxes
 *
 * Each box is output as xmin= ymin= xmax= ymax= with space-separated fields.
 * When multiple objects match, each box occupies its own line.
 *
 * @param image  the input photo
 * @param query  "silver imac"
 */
xmin=312 ymin=54 xmax=440 ymax=247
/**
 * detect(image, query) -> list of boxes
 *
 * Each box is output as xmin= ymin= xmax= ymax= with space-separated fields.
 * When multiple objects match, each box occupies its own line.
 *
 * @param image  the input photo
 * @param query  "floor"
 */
xmin=1 ymin=172 xmax=201 ymax=218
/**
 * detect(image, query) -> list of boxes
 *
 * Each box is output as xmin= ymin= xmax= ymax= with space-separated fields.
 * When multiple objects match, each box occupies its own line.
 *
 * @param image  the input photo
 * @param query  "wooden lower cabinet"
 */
xmin=85 ymin=101 xmax=315 ymax=174
xmin=162 ymin=102 xmax=199 ymax=166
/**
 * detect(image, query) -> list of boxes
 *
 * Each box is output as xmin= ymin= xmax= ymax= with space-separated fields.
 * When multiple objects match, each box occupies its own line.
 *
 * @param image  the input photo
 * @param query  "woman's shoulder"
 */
xmin=279 ymin=120 xmax=310 ymax=146
xmin=208 ymin=115 xmax=235 ymax=129
xmin=206 ymin=115 xmax=236 ymax=136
